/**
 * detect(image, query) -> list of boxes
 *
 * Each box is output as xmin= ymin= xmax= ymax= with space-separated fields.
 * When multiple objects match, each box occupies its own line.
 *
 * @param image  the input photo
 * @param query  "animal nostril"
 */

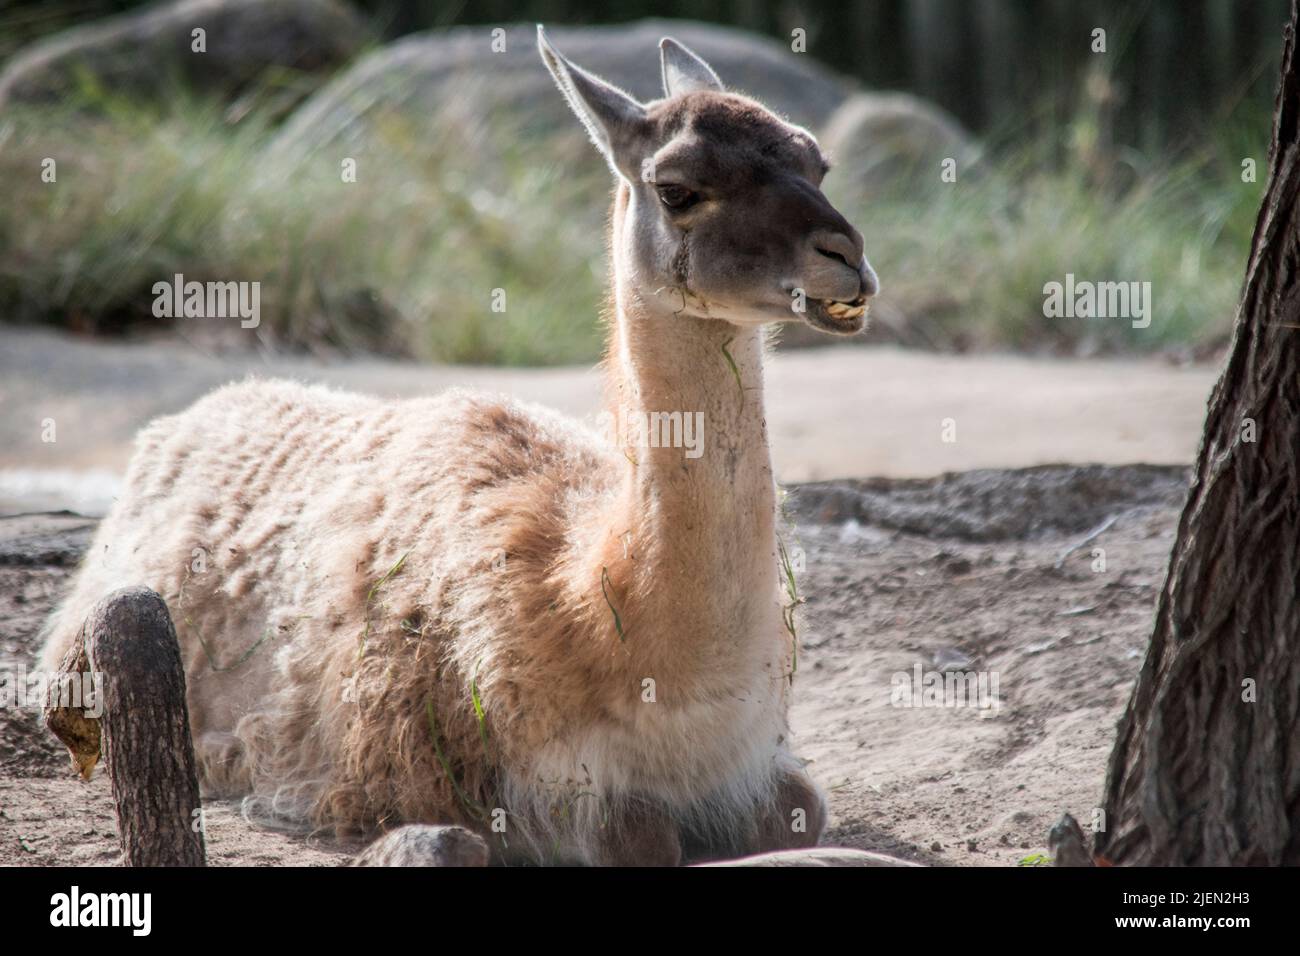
xmin=860 ymin=262 xmax=880 ymax=299
xmin=816 ymin=247 xmax=851 ymax=268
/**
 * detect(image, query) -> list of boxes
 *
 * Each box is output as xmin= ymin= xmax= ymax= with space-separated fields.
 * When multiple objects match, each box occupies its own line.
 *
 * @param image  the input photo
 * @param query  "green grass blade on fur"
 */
xmin=425 ymin=699 xmax=488 ymax=824
xmin=600 ymin=566 xmax=625 ymax=642
xmin=720 ymin=337 xmax=744 ymax=403
xmin=358 ymin=548 xmax=411 ymax=656
xmin=777 ymin=536 xmax=806 ymax=682
xmin=471 ymin=659 xmax=490 ymax=753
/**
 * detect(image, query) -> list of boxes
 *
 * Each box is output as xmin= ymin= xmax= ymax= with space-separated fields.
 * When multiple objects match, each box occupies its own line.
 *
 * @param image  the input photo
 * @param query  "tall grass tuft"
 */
xmin=826 ymin=94 xmax=1268 ymax=356
xmin=0 ymin=88 xmax=607 ymax=364
xmin=0 ymin=81 xmax=1269 ymax=364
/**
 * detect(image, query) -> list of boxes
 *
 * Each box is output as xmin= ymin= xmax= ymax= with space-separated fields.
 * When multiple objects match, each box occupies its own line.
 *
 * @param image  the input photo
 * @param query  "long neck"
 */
xmin=588 ymin=184 xmax=781 ymax=658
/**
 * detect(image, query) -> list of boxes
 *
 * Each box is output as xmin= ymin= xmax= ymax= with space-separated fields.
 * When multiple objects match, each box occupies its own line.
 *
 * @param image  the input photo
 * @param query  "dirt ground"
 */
xmin=0 ymin=326 xmax=1216 ymax=514
xmin=0 ymin=465 xmax=1187 ymax=866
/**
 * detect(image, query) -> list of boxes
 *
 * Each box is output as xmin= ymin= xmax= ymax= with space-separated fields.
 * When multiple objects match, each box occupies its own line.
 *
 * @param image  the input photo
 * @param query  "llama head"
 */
xmin=537 ymin=25 xmax=878 ymax=336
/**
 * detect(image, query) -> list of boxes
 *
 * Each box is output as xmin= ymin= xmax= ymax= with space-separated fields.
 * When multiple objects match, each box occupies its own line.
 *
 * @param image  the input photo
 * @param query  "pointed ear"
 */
xmin=537 ymin=25 xmax=648 ymax=178
xmin=660 ymin=37 xmax=723 ymax=98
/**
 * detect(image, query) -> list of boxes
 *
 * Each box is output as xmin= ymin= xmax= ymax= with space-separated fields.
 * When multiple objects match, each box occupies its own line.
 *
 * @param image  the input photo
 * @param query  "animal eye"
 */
xmin=656 ymin=184 xmax=698 ymax=210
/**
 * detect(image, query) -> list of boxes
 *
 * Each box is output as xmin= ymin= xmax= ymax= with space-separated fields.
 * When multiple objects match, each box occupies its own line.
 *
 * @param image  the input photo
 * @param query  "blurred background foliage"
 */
xmin=4 ymin=0 xmax=1289 ymax=149
xmin=0 ymin=0 xmax=1289 ymax=364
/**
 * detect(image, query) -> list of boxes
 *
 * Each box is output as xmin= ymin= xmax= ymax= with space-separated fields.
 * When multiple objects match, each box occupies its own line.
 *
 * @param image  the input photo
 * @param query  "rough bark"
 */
xmin=46 ymin=586 xmax=206 ymax=867
xmin=1096 ymin=0 xmax=1300 ymax=866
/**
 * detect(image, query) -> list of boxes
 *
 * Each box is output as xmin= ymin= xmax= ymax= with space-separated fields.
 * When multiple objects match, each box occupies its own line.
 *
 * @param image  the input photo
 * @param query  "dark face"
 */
xmin=538 ymin=28 xmax=879 ymax=334
xmin=630 ymin=93 xmax=879 ymax=334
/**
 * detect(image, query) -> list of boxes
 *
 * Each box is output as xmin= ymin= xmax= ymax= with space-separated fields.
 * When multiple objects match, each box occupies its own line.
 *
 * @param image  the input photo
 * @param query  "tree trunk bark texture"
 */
xmin=1097 ymin=0 xmax=1300 ymax=866
xmin=46 ymin=586 xmax=206 ymax=867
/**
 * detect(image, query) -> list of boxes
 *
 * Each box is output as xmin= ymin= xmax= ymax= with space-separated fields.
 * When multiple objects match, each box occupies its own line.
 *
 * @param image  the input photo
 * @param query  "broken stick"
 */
xmin=45 ymin=586 xmax=206 ymax=867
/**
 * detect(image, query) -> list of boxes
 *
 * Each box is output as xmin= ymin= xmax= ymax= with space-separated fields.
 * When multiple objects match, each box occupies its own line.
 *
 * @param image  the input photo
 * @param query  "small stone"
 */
xmin=945 ymin=556 xmax=973 ymax=575
xmin=351 ymin=824 xmax=490 ymax=867
xmin=934 ymin=647 xmax=975 ymax=672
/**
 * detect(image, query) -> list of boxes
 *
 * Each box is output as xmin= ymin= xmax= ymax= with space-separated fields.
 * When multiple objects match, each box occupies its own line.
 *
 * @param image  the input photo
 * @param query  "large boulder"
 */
xmin=0 ymin=0 xmax=366 ymax=110
xmin=819 ymin=91 xmax=977 ymax=204
xmin=267 ymin=19 xmax=853 ymax=168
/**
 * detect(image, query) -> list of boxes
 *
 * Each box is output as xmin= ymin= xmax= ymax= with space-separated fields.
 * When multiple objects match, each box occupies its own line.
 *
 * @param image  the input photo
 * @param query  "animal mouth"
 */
xmin=821 ymin=296 xmax=868 ymax=322
xmin=806 ymin=294 xmax=870 ymax=335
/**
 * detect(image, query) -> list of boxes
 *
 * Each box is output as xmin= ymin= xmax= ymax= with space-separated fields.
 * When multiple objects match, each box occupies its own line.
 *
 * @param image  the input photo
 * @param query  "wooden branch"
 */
xmin=45 ymin=586 xmax=206 ymax=867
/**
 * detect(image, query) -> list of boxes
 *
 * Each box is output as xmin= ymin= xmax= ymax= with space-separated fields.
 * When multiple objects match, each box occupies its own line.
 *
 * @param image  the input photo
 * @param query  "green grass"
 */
xmin=827 ymin=102 xmax=1268 ymax=356
xmin=358 ymin=548 xmax=411 ymax=655
xmin=0 ymin=82 xmax=1270 ymax=364
xmin=777 ymin=534 xmax=804 ymax=682
xmin=599 ymin=566 xmax=625 ymax=642
xmin=470 ymin=659 xmax=489 ymax=753
xmin=425 ymin=699 xmax=489 ymax=824
xmin=0 ymin=89 xmax=608 ymax=365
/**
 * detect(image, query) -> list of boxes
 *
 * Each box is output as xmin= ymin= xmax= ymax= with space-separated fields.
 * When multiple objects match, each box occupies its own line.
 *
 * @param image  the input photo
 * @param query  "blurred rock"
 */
xmin=0 ymin=0 xmax=365 ymax=111
xmin=695 ymin=847 xmax=922 ymax=866
xmin=350 ymin=824 xmax=490 ymax=867
xmin=820 ymin=91 xmax=977 ymax=203
xmin=1049 ymin=813 xmax=1096 ymax=867
xmin=268 ymin=19 xmax=852 ymax=169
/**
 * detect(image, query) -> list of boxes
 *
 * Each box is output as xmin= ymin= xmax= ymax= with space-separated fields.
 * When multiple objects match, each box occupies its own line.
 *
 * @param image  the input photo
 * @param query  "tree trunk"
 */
xmin=1096 ymin=0 xmax=1300 ymax=866
xmin=46 ymin=586 xmax=207 ymax=867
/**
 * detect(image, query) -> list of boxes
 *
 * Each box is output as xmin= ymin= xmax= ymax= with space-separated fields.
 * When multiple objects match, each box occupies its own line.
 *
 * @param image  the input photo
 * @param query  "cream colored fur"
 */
xmin=42 ymin=361 xmax=803 ymax=862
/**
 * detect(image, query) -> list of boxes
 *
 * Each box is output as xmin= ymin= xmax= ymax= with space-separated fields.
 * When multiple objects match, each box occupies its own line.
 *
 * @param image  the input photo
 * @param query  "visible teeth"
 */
xmin=823 ymin=299 xmax=865 ymax=320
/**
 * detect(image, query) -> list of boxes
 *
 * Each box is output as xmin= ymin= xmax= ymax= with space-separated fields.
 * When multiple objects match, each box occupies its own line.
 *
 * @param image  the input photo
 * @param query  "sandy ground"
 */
xmin=0 ymin=466 xmax=1186 ymax=866
xmin=0 ymin=326 xmax=1217 ymax=513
